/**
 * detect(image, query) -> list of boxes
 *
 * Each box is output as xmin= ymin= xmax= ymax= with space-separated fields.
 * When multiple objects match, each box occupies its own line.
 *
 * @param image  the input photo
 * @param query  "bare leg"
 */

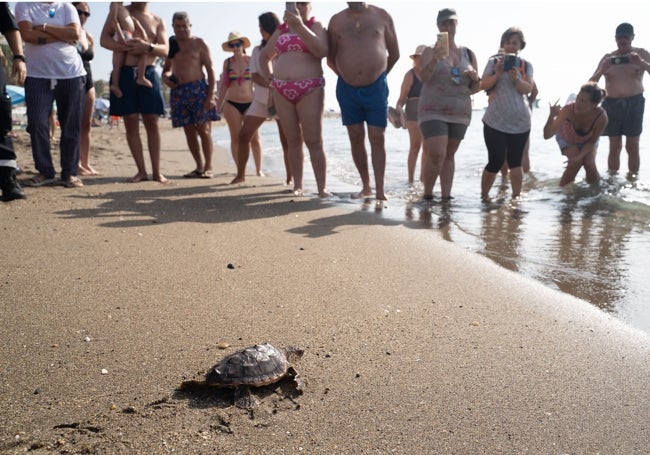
xmin=405 ymin=120 xmax=422 ymax=183
xmin=249 ymin=129 xmax=263 ymax=176
xmin=277 ymin=121 xmax=292 ymax=185
xmin=625 ymin=136 xmax=640 ymax=175
xmin=346 ymin=123 xmax=372 ymax=198
xmin=296 ymin=87 xmax=329 ymax=197
xmin=123 ymin=113 xmax=148 ymax=182
xmin=368 ymin=125 xmax=387 ymax=201
xmin=110 ymin=52 xmax=125 ymax=98
xmin=142 ymin=113 xmax=168 ymax=183
xmin=196 ymin=121 xmax=213 ymax=174
xmin=182 ymin=124 xmax=203 ymax=173
xmin=559 ymin=147 xmax=584 ymax=186
xmin=583 ymin=148 xmax=600 ymax=184
xmin=222 ymin=102 xmax=245 ymax=168
xmin=421 ymin=135 xmax=448 ymax=199
xmin=522 ymin=138 xmax=531 ymax=173
xmin=509 ymin=166 xmax=523 ymax=198
xmin=78 ymin=87 xmax=97 ymax=176
xmin=232 ymin=115 xmax=265 ymax=183
xmin=136 ymin=56 xmax=153 ymax=89
xmin=273 ymin=91 xmax=304 ymax=193
xmin=607 ymin=135 xmax=623 ymax=172
xmin=439 ymin=138 xmax=462 ymax=198
xmin=481 ymin=169 xmax=498 ymax=200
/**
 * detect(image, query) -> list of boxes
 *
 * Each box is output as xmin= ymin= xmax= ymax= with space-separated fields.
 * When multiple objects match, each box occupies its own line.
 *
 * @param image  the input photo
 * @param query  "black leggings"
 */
xmin=483 ymin=123 xmax=530 ymax=173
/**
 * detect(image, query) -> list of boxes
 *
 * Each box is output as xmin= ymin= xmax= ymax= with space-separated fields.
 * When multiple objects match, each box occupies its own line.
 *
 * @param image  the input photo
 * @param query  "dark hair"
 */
xmin=259 ymin=12 xmax=280 ymax=47
xmin=580 ymin=81 xmax=607 ymax=105
xmin=500 ymin=26 xmax=526 ymax=50
xmin=172 ymin=11 xmax=188 ymax=22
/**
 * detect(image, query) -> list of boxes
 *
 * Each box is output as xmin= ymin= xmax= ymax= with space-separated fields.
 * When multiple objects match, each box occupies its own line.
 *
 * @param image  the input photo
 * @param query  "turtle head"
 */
xmin=283 ymin=346 xmax=304 ymax=363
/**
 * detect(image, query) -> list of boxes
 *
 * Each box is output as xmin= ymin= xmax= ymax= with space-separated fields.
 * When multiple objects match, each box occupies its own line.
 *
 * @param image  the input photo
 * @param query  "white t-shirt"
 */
xmin=15 ymin=2 xmax=86 ymax=79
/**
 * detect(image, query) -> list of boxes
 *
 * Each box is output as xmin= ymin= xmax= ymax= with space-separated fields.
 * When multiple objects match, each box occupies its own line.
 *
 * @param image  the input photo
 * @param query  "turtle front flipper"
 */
xmin=234 ymin=386 xmax=259 ymax=409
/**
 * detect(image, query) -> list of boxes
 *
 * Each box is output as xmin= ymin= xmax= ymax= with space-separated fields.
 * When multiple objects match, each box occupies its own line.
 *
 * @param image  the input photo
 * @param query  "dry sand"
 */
xmin=1 ymin=122 xmax=649 ymax=454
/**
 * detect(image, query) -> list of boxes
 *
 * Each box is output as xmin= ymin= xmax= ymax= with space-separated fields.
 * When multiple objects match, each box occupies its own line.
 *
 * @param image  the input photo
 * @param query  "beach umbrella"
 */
xmin=95 ymin=98 xmax=110 ymax=111
xmin=5 ymin=85 xmax=25 ymax=105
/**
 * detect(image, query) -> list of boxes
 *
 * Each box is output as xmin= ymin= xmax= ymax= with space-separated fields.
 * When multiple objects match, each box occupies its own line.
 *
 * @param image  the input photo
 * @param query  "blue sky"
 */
xmin=19 ymin=1 xmax=646 ymax=110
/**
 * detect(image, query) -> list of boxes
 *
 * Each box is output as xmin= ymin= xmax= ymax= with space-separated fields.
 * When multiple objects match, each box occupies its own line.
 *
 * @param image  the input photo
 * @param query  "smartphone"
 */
xmin=436 ymin=32 xmax=449 ymax=58
xmin=610 ymin=55 xmax=631 ymax=65
xmin=285 ymin=2 xmax=297 ymax=14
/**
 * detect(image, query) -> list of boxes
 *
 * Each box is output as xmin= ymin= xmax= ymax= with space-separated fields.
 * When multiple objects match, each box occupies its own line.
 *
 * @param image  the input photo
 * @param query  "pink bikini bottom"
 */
xmin=271 ymin=77 xmax=325 ymax=104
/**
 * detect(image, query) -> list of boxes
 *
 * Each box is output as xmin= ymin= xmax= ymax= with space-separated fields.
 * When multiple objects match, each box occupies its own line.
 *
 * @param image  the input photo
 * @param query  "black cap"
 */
xmin=437 ymin=8 xmax=458 ymax=24
xmin=615 ymin=23 xmax=634 ymax=38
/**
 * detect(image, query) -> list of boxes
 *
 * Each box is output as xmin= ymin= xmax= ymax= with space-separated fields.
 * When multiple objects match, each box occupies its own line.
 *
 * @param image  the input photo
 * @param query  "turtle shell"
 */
xmin=205 ymin=343 xmax=291 ymax=387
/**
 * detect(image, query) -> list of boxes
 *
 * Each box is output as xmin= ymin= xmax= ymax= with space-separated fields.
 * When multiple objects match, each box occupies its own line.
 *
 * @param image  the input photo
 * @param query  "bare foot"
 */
xmin=256 ymin=170 xmax=265 ymax=177
xmin=319 ymin=189 xmax=332 ymax=198
xmin=293 ymin=188 xmax=304 ymax=196
xmin=351 ymin=188 xmax=373 ymax=199
xmin=153 ymin=174 xmax=170 ymax=184
xmin=376 ymin=193 xmax=388 ymax=202
xmin=137 ymin=78 xmax=153 ymax=89
xmin=230 ymin=176 xmax=245 ymax=184
xmin=110 ymin=84 xmax=123 ymax=98
xmin=127 ymin=173 xmax=148 ymax=183
xmin=78 ymin=165 xmax=99 ymax=176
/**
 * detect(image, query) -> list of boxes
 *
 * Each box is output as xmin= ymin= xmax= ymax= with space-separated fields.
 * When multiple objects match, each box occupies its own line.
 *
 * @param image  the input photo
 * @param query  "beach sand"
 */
xmin=1 ymin=122 xmax=649 ymax=453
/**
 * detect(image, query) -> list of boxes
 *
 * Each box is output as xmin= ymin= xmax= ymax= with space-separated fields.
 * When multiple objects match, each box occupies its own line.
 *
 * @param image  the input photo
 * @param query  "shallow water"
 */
xmin=215 ymin=107 xmax=650 ymax=334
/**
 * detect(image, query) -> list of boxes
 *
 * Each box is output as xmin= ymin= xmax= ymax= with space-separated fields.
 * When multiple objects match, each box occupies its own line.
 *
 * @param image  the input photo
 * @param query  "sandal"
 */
xmin=24 ymin=175 xmax=57 ymax=187
xmin=183 ymin=169 xmax=203 ymax=178
xmin=201 ymin=170 xmax=214 ymax=179
xmin=61 ymin=176 xmax=84 ymax=188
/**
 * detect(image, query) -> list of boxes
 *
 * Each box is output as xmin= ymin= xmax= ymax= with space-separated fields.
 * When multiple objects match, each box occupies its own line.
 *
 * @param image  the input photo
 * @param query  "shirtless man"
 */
xmin=327 ymin=2 xmax=399 ymax=203
xmin=162 ymin=11 xmax=219 ymax=179
xmin=590 ymin=23 xmax=650 ymax=177
xmin=100 ymin=2 xmax=169 ymax=183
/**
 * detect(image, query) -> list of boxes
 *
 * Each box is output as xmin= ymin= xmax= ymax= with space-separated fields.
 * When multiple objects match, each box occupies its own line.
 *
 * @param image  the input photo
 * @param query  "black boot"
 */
xmin=0 ymin=166 xmax=26 ymax=202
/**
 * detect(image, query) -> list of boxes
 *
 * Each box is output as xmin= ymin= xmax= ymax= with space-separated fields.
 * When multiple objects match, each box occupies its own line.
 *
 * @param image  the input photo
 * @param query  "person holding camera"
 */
xmin=589 ymin=23 xmax=650 ymax=178
xmin=479 ymin=26 xmax=534 ymax=200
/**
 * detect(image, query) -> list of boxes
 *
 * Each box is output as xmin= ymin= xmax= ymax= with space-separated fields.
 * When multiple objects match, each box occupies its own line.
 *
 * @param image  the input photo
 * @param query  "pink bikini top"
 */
xmin=274 ymin=17 xmax=316 ymax=54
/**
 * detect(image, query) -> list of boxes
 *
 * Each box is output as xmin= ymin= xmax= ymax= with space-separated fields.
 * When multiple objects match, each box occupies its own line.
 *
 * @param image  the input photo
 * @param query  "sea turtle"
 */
xmin=180 ymin=343 xmax=304 ymax=409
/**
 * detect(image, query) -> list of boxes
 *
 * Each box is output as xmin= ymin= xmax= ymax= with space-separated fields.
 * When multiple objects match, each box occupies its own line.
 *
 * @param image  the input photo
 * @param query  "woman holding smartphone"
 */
xmin=258 ymin=2 xmax=329 ymax=197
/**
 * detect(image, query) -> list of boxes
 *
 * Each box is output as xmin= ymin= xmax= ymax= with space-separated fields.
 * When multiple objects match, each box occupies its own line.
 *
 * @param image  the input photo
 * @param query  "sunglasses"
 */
xmin=76 ymin=9 xmax=90 ymax=17
xmin=228 ymin=42 xmax=242 ymax=49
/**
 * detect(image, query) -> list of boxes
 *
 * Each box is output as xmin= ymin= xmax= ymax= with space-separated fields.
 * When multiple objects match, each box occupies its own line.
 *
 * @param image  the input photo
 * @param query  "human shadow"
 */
xmin=55 ymin=182 xmax=333 ymax=228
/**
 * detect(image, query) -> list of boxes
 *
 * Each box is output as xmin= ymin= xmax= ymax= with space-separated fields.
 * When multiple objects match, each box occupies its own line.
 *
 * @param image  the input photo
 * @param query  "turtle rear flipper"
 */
xmin=234 ymin=386 xmax=259 ymax=409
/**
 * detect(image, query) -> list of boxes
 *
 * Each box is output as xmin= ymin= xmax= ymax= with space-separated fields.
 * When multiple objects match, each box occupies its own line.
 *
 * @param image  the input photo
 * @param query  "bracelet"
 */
xmin=147 ymin=43 xmax=154 ymax=53
xmin=43 ymin=23 xmax=47 ymax=32
xmin=13 ymin=55 xmax=25 ymax=62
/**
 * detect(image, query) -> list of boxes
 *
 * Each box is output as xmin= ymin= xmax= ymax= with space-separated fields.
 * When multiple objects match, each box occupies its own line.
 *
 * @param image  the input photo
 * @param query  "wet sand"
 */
xmin=1 ymin=122 xmax=649 ymax=453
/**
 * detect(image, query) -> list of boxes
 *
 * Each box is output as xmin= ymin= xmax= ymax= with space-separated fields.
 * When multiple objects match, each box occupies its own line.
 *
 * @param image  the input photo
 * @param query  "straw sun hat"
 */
xmin=222 ymin=31 xmax=251 ymax=52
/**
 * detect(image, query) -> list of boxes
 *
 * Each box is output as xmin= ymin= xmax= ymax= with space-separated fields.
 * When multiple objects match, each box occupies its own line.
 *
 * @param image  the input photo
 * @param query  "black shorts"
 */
xmin=109 ymin=65 xmax=165 ymax=117
xmin=602 ymin=94 xmax=644 ymax=137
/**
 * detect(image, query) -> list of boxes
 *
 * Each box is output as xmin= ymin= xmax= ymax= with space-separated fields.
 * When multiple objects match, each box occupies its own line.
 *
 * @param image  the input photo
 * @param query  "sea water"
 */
xmin=214 ymin=106 xmax=650 ymax=334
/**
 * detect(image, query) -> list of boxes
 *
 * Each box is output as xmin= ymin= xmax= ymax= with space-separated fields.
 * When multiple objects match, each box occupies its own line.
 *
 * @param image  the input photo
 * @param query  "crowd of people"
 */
xmin=1 ymin=2 xmax=648 ymax=206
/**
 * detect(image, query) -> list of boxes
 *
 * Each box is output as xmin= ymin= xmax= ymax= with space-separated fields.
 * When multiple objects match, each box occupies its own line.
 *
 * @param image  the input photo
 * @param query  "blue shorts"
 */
xmin=336 ymin=73 xmax=388 ymax=128
xmin=602 ymin=94 xmax=644 ymax=137
xmin=170 ymin=79 xmax=220 ymax=127
xmin=109 ymin=65 xmax=165 ymax=117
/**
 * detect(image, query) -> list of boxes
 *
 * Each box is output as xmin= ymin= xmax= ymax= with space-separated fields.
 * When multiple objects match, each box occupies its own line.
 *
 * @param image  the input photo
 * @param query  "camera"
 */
xmin=610 ymin=55 xmax=631 ymax=65
xmin=503 ymin=54 xmax=521 ymax=71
